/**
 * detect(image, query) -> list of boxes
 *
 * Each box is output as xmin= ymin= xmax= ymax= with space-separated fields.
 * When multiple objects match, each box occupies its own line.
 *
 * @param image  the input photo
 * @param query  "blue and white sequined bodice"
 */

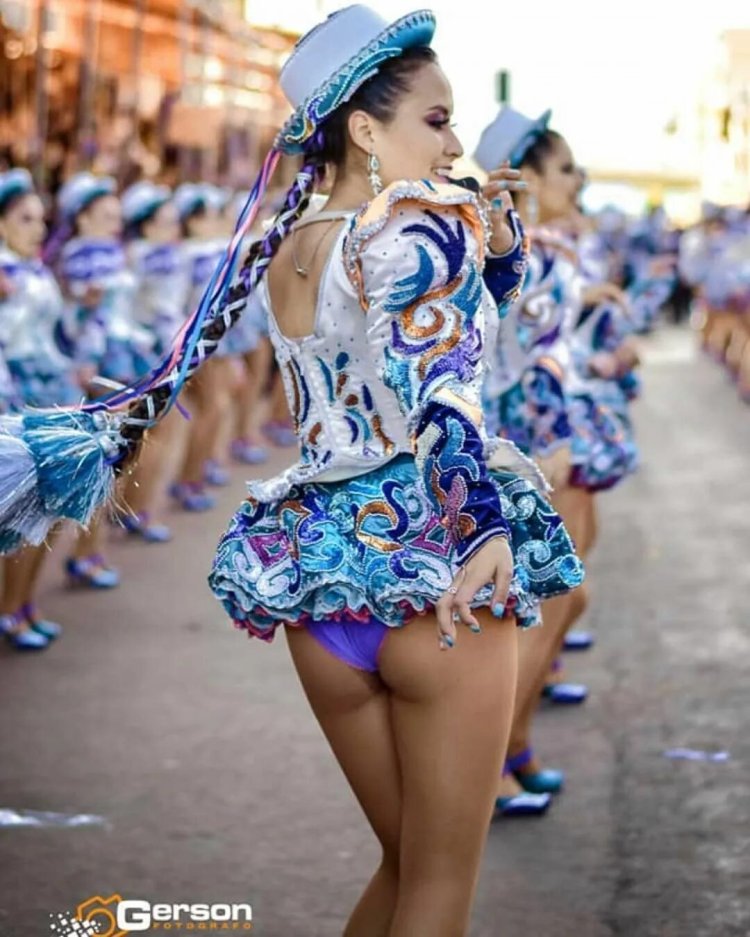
xmin=247 ymin=182 xmax=544 ymax=536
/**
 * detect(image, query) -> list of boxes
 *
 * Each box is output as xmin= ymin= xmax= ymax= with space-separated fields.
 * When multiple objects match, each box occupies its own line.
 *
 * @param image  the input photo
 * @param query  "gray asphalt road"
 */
xmin=0 ymin=325 xmax=748 ymax=937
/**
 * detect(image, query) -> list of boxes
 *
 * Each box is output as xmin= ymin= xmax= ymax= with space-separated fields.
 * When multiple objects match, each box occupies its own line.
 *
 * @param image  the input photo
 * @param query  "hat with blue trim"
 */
xmin=121 ymin=181 xmax=172 ymax=226
xmin=57 ymin=172 xmax=117 ymax=221
xmin=174 ymin=182 xmax=227 ymax=220
xmin=474 ymin=107 xmax=553 ymax=172
xmin=0 ymin=168 xmax=34 ymax=212
xmin=275 ymin=5 xmax=435 ymax=154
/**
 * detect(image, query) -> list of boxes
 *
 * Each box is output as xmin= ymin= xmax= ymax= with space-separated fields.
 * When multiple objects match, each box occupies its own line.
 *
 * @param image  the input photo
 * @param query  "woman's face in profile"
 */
xmin=368 ymin=62 xmax=464 ymax=188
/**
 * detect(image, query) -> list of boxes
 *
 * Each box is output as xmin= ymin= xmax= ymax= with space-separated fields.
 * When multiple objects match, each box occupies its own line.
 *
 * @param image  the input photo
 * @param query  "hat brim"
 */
xmin=126 ymin=193 xmax=172 ymax=227
xmin=0 ymin=177 xmax=34 ymax=211
xmin=66 ymin=179 xmax=117 ymax=219
xmin=275 ymin=9 xmax=436 ymax=155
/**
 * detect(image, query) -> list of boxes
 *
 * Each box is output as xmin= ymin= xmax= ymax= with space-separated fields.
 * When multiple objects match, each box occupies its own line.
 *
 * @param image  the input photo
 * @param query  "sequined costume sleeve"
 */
xmin=483 ymin=210 xmax=528 ymax=311
xmin=519 ymin=238 xmax=577 ymax=456
xmin=347 ymin=182 xmax=515 ymax=565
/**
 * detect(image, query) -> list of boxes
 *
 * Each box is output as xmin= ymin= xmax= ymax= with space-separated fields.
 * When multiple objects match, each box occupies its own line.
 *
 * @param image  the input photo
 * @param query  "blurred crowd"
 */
xmin=0 ymin=165 xmax=294 ymax=651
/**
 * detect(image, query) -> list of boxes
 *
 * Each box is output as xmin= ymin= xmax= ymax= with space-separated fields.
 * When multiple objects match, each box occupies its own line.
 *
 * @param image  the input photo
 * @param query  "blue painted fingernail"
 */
xmin=470 ymin=624 xmax=482 ymax=634
xmin=491 ymin=198 xmax=503 ymax=211
xmin=443 ymin=635 xmax=454 ymax=648
xmin=493 ymin=603 xmax=505 ymax=618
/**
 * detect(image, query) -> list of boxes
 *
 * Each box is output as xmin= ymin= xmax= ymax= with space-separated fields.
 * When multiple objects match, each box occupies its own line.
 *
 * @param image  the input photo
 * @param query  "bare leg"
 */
xmin=285 ymin=627 xmax=402 ymax=937
xmin=504 ymin=485 xmax=592 ymax=767
xmin=125 ymin=407 xmax=188 ymax=519
xmin=1 ymin=546 xmax=42 ymax=614
xmin=180 ymin=358 xmax=234 ymax=485
xmin=235 ymin=340 xmax=273 ymax=443
xmin=286 ymin=609 xmax=517 ymax=937
xmin=382 ymin=611 xmax=517 ymax=937
xmin=72 ymin=513 xmax=105 ymax=562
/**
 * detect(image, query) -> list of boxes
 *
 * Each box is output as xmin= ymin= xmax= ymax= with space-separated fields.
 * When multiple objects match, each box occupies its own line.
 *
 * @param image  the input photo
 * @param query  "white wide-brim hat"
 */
xmin=58 ymin=172 xmax=117 ymax=221
xmin=121 ymin=181 xmax=172 ymax=226
xmin=474 ymin=107 xmax=552 ymax=173
xmin=275 ymin=4 xmax=435 ymax=155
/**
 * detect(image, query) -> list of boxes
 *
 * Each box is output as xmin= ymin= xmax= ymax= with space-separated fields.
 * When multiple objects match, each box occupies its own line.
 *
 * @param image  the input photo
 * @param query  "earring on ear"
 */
xmin=526 ymin=190 xmax=539 ymax=225
xmin=367 ymin=151 xmax=383 ymax=196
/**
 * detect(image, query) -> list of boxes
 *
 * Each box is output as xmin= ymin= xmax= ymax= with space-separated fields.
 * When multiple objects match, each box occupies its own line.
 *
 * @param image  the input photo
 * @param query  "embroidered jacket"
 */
xmin=245 ymin=180 xmax=540 ymax=565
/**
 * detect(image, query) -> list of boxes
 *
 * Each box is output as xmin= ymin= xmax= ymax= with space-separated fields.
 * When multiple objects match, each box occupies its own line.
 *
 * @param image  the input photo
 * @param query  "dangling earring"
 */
xmin=527 ymin=190 xmax=539 ymax=225
xmin=367 ymin=151 xmax=383 ymax=196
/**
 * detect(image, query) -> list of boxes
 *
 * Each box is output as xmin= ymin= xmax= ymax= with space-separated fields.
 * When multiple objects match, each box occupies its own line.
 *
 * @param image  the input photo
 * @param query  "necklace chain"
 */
xmin=290 ymin=210 xmax=355 ymax=278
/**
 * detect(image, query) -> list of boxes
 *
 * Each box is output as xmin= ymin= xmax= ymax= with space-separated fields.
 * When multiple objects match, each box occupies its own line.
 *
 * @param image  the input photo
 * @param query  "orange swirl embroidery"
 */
xmin=355 ymin=501 xmax=402 ymax=553
xmin=536 ymin=355 xmax=565 ymax=382
xmin=372 ymin=415 xmax=395 ymax=454
xmin=418 ymin=312 xmax=463 ymax=379
xmin=308 ymin=422 xmax=323 ymax=446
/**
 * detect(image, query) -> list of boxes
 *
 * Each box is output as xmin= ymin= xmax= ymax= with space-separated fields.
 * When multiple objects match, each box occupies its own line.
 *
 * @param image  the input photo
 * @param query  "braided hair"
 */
xmin=115 ymin=46 xmax=436 ymax=463
xmin=116 ymin=150 xmax=325 ymax=462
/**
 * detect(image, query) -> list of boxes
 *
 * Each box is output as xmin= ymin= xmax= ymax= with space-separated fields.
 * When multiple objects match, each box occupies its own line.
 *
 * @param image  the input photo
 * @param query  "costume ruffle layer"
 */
xmin=209 ymin=454 xmax=584 ymax=640
xmin=569 ymin=392 xmax=638 ymax=492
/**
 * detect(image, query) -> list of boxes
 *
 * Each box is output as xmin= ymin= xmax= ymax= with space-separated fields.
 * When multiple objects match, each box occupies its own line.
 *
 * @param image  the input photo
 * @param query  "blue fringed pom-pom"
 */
xmin=0 ymin=425 xmax=52 ymax=551
xmin=21 ymin=409 xmax=120 ymax=526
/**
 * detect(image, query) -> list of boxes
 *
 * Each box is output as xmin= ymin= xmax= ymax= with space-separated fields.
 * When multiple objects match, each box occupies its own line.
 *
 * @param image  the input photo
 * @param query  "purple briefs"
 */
xmin=306 ymin=616 xmax=390 ymax=672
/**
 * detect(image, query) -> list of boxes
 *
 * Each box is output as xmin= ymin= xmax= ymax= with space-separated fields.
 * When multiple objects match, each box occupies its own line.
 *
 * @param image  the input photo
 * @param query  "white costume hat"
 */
xmin=474 ymin=107 xmax=552 ymax=173
xmin=57 ymin=172 xmax=116 ymax=220
xmin=275 ymin=5 xmax=435 ymax=154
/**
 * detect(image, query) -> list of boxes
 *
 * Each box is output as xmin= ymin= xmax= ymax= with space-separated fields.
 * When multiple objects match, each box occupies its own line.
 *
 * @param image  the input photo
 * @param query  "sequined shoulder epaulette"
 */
xmin=343 ymin=179 xmax=488 ymax=295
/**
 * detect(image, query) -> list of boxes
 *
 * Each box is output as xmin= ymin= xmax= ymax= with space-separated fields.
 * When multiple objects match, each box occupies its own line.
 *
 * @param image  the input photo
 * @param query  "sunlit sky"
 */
xmin=247 ymin=0 xmax=750 ymax=175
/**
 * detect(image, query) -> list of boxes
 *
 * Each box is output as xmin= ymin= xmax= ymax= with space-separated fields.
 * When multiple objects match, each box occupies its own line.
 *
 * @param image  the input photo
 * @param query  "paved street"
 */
xmin=0 ymin=325 xmax=748 ymax=937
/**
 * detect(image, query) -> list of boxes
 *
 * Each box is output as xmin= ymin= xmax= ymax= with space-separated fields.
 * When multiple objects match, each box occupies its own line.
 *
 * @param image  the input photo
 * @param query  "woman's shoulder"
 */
xmin=352 ymin=179 xmax=483 ymax=237
xmin=343 ymin=179 xmax=487 ymax=290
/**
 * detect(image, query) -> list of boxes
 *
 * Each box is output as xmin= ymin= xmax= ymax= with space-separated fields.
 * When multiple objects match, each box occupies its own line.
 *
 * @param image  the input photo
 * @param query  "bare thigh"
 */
xmin=285 ymin=625 xmax=402 ymax=861
xmin=379 ymin=611 xmax=518 ymax=933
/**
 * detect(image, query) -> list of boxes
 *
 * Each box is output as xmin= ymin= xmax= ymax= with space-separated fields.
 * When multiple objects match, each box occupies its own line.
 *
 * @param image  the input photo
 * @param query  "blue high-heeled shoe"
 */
xmin=65 ymin=555 xmax=121 ymax=589
xmin=542 ymin=682 xmax=589 ymax=704
xmin=121 ymin=512 xmax=172 ymax=544
xmin=204 ymin=460 xmax=231 ymax=487
xmin=563 ymin=630 xmax=595 ymax=651
xmin=505 ymin=747 xmax=564 ymax=794
xmin=0 ymin=611 xmax=50 ymax=651
xmin=21 ymin=603 xmax=63 ymax=641
xmin=494 ymin=792 xmax=552 ymax=817
xmin=230 ymin=438 xmax=269 ymax=465
xmin=170 ymin=482 xmax=217 ymax=513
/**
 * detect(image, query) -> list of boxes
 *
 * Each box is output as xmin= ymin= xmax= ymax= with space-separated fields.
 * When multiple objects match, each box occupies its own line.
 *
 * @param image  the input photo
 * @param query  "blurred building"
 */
xmin=696 ymin=29 xmax=750 ymax=207
xmin=0 ymin=0 xmax=298 ymax=190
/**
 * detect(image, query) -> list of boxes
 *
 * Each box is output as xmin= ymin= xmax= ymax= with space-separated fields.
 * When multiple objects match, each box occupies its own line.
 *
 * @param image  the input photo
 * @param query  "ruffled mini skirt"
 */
xmin=209 ymin=454 xmax=584 ymax=640
xmin=569 ymin=390 xmax=638 ymax=492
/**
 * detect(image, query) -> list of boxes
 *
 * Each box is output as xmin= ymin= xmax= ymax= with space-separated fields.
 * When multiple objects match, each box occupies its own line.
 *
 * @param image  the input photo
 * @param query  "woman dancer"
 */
xmin=477 ymin=109 xmax=672 ymax=809
xmin=1 ymin=9 xmax=582 ymax=932
xmin=174 ymin=182 xmax=236 ymax=496
xmin=56 ymin=173 xmax=153 ymax=581
xmin=0 ymin=169 xmax=83 ymax=648
xmin=120 ymin=180 xmax=188 ymax=537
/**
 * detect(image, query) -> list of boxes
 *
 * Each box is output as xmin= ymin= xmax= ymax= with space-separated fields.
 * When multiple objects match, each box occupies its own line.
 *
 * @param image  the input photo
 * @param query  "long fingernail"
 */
xmin=515 ymin=180 xmax=528 ymax=189
xmin=440 ymin=635 xmax=454 ymax=649
xmin=470 ymin=624 xmax=482 ymax=634
xmin=492 ymin=603 xmax=505 ymax=618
